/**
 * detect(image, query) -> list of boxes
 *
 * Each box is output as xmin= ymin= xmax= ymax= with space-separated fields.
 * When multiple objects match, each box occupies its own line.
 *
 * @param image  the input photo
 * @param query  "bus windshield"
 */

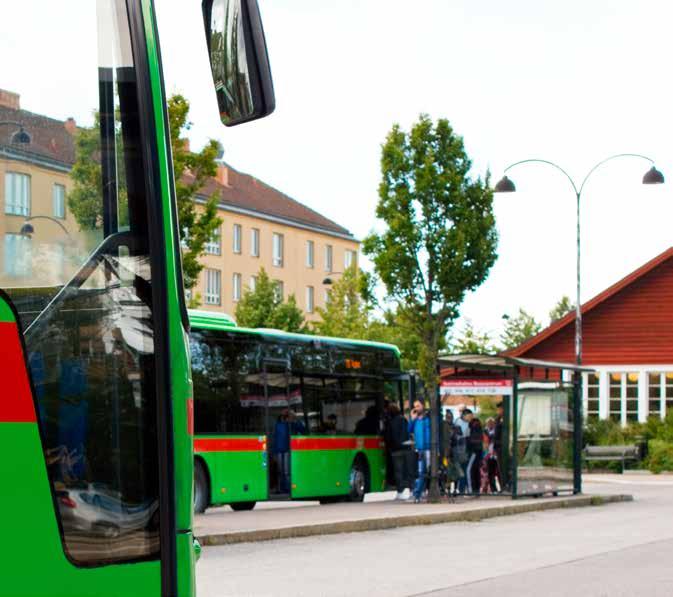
xmin=1 ymin=0 xmax=162 ymax=566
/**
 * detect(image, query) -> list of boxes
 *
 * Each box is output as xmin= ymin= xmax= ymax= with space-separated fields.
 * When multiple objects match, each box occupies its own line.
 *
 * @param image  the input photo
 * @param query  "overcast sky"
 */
xmin=155 ymin=0 xmax=673 ymax=339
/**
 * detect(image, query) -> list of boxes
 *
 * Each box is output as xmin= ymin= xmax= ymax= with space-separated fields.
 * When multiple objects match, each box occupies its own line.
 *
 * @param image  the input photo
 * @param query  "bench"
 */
xmin=583 ymin=445 xmax=640 ymax=473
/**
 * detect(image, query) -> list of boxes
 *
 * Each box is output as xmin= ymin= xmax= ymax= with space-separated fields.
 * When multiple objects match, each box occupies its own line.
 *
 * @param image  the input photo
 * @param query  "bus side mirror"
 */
xmin=202 ymin=0 xmax=275 ymax=127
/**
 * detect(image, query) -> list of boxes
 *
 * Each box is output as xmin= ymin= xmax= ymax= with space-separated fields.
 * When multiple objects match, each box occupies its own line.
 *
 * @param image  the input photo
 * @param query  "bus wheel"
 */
xmin=348 ymin=458 xmax=369 ymax=502
xmin=194 ymin=460 xmax=209 ymax=514
xmin=230 ymin=501 xmax=256 ymax=511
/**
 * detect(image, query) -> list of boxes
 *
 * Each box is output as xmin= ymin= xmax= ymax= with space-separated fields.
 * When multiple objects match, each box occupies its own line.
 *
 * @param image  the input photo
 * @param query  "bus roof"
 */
xmin=187 ymin=309 xmax=401 ymax=357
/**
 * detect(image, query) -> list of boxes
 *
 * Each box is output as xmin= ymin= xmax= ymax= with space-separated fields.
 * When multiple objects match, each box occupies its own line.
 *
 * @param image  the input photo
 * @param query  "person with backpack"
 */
xmin=466 ymin=415 xmax=484 ymax=495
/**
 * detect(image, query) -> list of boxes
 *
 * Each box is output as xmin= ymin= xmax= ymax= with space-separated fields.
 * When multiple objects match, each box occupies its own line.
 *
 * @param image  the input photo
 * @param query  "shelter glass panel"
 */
xmin=516 ymin=383 xmax=574 ymax=496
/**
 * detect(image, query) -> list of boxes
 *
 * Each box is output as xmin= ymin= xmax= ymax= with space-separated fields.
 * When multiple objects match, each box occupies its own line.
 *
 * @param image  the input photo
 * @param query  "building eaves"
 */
xmin=505 ymin=246 xmax=673 ymax=357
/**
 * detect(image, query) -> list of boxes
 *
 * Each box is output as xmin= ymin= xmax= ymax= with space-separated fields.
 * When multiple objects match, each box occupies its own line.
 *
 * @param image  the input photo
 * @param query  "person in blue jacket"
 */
xmin=408 ymin=399 xmax=432 ymax=502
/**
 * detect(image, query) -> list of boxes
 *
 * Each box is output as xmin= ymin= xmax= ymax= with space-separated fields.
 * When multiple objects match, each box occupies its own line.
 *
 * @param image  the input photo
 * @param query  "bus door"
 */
xmin=262 ymin=356 xmax=295 ymax=498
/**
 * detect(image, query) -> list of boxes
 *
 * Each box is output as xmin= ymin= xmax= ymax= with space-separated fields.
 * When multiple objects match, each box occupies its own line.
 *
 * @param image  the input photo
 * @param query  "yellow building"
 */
xmin=192 ymin=164 xmax=359 ymax=321
xmin=0 ymin=89 xmax=83 ymax=295
xmin=0 ymin=88 xmax=358 ymax=321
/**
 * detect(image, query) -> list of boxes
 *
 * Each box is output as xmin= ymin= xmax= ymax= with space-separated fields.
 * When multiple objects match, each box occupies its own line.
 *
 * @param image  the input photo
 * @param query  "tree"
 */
xmin=68 ymin=94 xmax=222 ymax=294
xmin=235 ymin=268 xmax=306 ymax=332
xmin=312 ymin=266 xmax=370 ymax=338
xmin=449 ymin=320 xmax=497 ymax=354
xmin=363 ymin=114 xmax=498 ymax=387
xmin=368 ymin=308 xmax=424 ymax=371
xmin=168 ymin=94 xmax=222 ymax=291
xmin=500 ymin=308 xmax=542 ymax=350
xmin=549 ymin=295 xmax=574 ymax=323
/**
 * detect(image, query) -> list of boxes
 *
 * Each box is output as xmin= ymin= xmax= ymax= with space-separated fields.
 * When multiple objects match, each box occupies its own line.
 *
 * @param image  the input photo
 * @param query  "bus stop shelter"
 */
xmin=437 ymin=354 xmax=594 ymax=497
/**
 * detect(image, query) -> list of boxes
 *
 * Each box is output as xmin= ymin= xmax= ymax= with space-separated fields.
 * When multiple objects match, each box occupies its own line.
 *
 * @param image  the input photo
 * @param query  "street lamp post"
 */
xmin=495 ymin=154 xmax=664 ymax=496
xmin=494 ymin=154 xmax=664 ymax=366
xmin=20 ymin=215 xmax=72 ymax=240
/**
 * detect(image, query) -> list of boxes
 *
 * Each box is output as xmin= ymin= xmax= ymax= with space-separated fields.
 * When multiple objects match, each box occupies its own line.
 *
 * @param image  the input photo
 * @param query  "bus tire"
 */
xmin=194 ymin=459 xmax=210 ymax=514
xmin=230 ymin=501 xmax=256 ymax=511
xmin=347 ymin=456 xmax=370 ymax=502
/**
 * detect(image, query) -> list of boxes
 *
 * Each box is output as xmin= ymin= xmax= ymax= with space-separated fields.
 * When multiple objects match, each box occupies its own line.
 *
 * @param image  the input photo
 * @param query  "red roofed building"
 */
xmin=506 ymin=247 xmax=673 ymax=426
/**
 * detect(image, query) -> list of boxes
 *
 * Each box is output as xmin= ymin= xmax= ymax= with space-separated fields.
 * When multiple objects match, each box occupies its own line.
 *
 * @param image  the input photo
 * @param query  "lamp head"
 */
xmin=20 ymin=223 xmax=34 ymax=236
xmin=494 ymin=175 xmax=516 ymax=193
xmin=643 ymin=165 xmax=664 ymax=185
xmin=322 ymin=277 xmax=333 ymax=285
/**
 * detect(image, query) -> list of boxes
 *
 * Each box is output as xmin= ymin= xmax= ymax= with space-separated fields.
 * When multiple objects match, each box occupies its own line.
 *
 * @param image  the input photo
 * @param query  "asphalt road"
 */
xmin=197 ymin=474 xmax=673 ymax=597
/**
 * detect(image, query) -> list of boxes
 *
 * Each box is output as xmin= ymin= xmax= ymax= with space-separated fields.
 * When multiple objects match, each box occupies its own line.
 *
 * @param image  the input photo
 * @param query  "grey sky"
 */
xmin=160 ymin=1 xmax=673 ymax=336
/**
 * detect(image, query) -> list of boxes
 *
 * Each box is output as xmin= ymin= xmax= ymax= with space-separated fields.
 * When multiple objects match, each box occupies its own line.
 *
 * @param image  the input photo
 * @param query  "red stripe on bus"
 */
xmin=291 ymin=437 xmax=384 ymax=451
xmin=0 ymin=322 xmax=36 ymax=423
xmin=194 ymin=437 xmax=266 ymax=452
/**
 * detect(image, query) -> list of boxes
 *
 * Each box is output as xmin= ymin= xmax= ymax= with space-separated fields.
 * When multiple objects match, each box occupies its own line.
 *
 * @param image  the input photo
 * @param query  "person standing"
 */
xmin=387 ymin=403 xmax=414 ymax=499
xmin=466 ymin=415 xmax=484 ymax=495
xmin=455 ymin=408 xmax=472 ymax=494
xmin=273 ymin=409 xmax=291 ymax=493
xmin=409 ymin=399 xmax=431 ymax=503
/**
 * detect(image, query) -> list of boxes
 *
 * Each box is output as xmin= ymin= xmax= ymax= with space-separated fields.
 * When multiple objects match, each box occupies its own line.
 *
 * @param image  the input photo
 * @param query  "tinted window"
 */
xmin=2 ymin=0 xmax=161 ymax=565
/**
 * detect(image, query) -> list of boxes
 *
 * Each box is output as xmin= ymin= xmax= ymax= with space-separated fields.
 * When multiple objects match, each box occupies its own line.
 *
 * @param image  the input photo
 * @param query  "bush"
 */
xmin=647 ymin=440 xmax=673 ymax=474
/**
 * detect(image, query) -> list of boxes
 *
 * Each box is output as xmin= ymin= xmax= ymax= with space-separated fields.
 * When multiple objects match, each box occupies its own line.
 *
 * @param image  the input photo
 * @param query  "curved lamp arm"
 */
xmin=504 ymin=159 xmax=580 ymax=197
xmin=578 ymin=153 xmax=655 ymax=196
xmin=23 ymin=215 xmax=72 ymax=238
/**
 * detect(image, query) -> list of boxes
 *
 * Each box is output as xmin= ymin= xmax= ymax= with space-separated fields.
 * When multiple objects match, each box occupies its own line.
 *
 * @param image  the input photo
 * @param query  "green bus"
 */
xmin=1 ymin=1 xmax=274 ymax=595
xmin=189 ymin=310 xmax=405 ymax=513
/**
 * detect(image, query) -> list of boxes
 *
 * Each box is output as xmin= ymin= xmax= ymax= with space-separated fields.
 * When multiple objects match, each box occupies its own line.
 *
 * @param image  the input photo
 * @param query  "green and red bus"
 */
xmin=188 ymin=310 xmax=405 ymax=513
xmin=1 ymin=1 xmax=274 ymax=595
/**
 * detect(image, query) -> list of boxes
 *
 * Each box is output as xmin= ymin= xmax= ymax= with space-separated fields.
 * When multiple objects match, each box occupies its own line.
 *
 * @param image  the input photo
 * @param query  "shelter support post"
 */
xmin=427 ymin=366 xmax=441 ymax=502
xmin=573 ymin=371 xmax=583 ymax=494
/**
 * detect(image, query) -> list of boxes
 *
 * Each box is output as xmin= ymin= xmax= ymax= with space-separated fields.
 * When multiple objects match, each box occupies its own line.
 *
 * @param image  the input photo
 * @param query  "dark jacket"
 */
xmin=388 ymin=414 xmax=410 ymax=451
xmin=468 ymin=420 xmax=483 ymax=456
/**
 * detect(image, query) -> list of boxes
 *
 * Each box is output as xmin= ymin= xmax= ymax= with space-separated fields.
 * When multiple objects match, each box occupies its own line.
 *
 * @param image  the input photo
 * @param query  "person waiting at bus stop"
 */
xmin=408 ymin=399 xmax=431 ymax=503
xmin=386 ymin=403 xmax=414 ymax=499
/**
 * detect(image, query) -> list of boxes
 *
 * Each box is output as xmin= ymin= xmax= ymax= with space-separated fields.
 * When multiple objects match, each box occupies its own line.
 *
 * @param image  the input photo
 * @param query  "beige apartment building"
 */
xmin=0 ymin=88 xmax=358 ymax=321
xmin=192 ymin=164 xmax=359 ymax=321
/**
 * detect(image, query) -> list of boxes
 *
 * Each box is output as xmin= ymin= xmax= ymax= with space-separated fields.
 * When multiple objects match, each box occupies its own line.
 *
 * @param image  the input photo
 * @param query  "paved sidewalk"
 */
xmin=195 ymin=490 xmax=631 ymax=546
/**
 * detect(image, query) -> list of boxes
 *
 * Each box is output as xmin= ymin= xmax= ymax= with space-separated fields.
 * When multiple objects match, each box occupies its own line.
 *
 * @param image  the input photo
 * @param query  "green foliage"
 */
xmin=584 ymin=414 xmax=673 ymax=473
xmin=363 ymin=114 xmax=498 ymax=387
xmin=68 ymin=95 xmax=222 ymax=297
xmin=500 ymin=308 xmax=542 ymax=350
xmin=647 ymin=440 xmax=673 ymax=474
xmin=235 ymin=268 xmax=306 ymax=333
xmin=68 ymin=113 xmax=128 ymax=230
xmin=312 ymin=267 xmax=370 ymax=339
xmin=168 ymin=94 xmax=222 ymax=291
xmin=368 ymin=308 xmax=426 ymax=371
xmin=449 ymin=320 xmax=497 ymax=354
xmin=549 ymin=295 xmax=574 ymax=323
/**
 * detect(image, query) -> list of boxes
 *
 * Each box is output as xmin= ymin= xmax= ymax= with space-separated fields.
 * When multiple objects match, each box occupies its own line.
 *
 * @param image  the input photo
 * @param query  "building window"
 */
xmin=274 ymin=280 xmax=284 ymax=301
xmin=180 ymin=226 xmax=189 ymax=249
xmin=233 ymin=273 xmax=242 ymax=301
xmin=626 ymin=372 xmax=638 ymax=422
xmin=609 ymin=373 xmax=622 ymax=422
xmin=648 ymin=373 xmax=663 ymax=419
xmin=324 ymin=288 xmax=331 ymax=304
xmin=273 ymin=233 xmax=284 ymax=267
xmin=325 ymin=244 xmax=333 ymax=272
xmin=5 ymin=172 xmax=31 ymax=216
xmin=586 ymin=373 xmax=599 ymax=420
xmin=184 ymin=288 xmax=193 ymax=303
xmin=345 ymin=249 xmax=356 ymax=270
xmin=53 ymin=184 xmax=66 ymax=219
xmin=666 ymin=373 xmax=673 ymax=416
xmin=251 ymin=228 xmax=260 ymax=257
xmin=204 ymin=268 xmax=221 ymax=305
xmin=306 ymin=240 xmax=314 ymax=268
xmin=233 ymin=224 xmax=242 ymax=254
xmin=249 ymin=275 xmax=258 ymax=292
xmin=4 ymin=233 xmax=32 ymax=277
xmin=306 ymin=286 xmax=314 ymax=313
xmin=205 ymin=226 xmax=221 ymax=255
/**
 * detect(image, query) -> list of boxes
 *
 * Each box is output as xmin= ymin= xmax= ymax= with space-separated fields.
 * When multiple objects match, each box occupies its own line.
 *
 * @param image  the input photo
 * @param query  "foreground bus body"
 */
xmin=189 ymin=310 xmax=403 ymax=510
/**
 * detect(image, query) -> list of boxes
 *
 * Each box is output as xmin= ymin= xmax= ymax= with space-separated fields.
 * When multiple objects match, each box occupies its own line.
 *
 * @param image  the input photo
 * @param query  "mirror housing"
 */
xmin=203 ymin=0 xmax=275 ymax=126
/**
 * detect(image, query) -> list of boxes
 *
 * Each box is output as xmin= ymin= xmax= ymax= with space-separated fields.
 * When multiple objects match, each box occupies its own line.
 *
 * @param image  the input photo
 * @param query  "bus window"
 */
xmin=2 ymin=0 xmax=162 ymax=567
xmin=191 ymin=331 xmax=265 ymax=434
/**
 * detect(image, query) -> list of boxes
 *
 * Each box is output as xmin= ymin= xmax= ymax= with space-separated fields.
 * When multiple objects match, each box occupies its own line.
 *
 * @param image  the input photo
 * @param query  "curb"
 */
xmin=197 ymin=493 xmax=633 ymax=547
